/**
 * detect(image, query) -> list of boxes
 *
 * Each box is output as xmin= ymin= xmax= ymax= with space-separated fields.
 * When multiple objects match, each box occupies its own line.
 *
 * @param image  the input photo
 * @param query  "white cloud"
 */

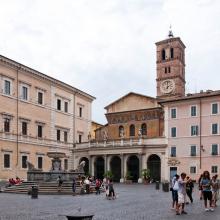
xmin=0 ymin=0 xmax=220 ymax=123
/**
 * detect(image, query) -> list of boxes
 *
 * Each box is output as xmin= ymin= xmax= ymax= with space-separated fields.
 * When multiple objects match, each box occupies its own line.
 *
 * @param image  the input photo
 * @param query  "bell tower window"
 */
xmin=162 ymin=49 xmax=165 ymax=60
xmin=170 ymin=48 xmax=174 ymax=59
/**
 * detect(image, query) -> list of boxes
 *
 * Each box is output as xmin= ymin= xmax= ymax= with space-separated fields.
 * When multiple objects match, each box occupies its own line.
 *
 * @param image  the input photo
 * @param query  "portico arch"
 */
xmin=127 ymin=155 xmax=139 ymax=182
xmin=147 ymin=154 xmax=161 ymax=181
xmin=79 ymin=157 xmax=89 ymax=175
xmin=94 ymin=156 xmax=105 ymax=179
xmin=110 ymin=156 xmax=121 ymax=182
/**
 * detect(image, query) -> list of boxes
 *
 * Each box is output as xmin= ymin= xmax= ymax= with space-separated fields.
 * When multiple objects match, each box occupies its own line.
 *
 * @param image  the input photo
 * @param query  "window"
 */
xmin=171 ymin=146 xmax=176 ymax=157
xmin=22 ymin=122 xmax=27 ymax=135
xmin=212 ymin=144 xmax=218 ymax=155
xmin=64 ymin=131 xmax=68 ymax=143
xmin=22 ymin=155 xmax=27 ymax=169
xmin=64 ymin=102 xmax=68 ymax=113
xmin=168 ymin=66 xmax=171 ymax=73
xmin=212 ymin=123 xmax=218 ymax=134
xmin=171 ymin=108 xmax=177 ymax=119
xmin=119 ymin=125 xmax=124 ymax=137
xmin=191 ymin=125 xmax=199 ymax=136
xmin=165 ymin=67 xmax=167 ymax=74
xmin=38 ymin=157 xmax=43 ymax=169
xmin=64 ymin=159 xmax=68 ymax=170
xmin=212 ymin=166 xmax=218 ymax=173
xmin=141 ymin=123 xmax=147 ymax=135
xmin=57 ymin=99 xmax=61 ymax=110
xmin=79 ymin=107 xmax=82 ymax=117
xmin=38 ymin=92 xmax=43 ymax=105
xmin=171 ymin=127 xmax=176 ymax=137
xmin=79 ymin=134 xmax=82 ymax=143
xmin=37 ymin=125 xmax=43 ymax=138
xmin=4 ymin=118 xmax=10 ymax=132
xmin=212 ymin=103 xmax=218 ymax=114
xmin=4 ymin=154 xmax=10 ymax=168
xmin=190 ymin=145 xmax=196 ymax=156
xmin=57 ymin=130 xmax=61 ymax=141
xmin=190 ymin=166 xmax=196 ymax=174
xmin=22 ymin=86 xmax=28 ymax=100
xmin=170 ymin=48 xmax=174 ymax=59
xmin=4 ymin=80 xmax=11 ymax=95
xmin=130 ymin=124 xmax=135 ymax=136
xmin=162 ymin=49 xmax=166 ymax=60
xmin=191 ymin=106 xmax=197 ymax=117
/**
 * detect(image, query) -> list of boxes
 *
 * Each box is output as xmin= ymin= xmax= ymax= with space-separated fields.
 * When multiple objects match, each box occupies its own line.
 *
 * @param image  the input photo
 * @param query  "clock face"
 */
xmin=160 ymin=80 xmax=175 ymax=94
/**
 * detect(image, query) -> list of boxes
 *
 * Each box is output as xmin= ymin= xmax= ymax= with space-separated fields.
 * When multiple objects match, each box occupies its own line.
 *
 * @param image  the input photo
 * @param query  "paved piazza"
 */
xmin=0 ymin=184 xmax=220 ymax=220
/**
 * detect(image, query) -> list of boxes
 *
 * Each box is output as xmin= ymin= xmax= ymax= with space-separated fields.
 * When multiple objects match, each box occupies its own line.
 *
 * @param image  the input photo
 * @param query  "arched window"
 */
xmin=119 ymin=125 xmax=124 ymax=137
xmin=162 ymin=49 xmax=166 ymax=60
xmin=170 ymin=48 xmax=174 ymax=59
xmin=141 ymin=123 xmax=147 ymax=135
xmin=130 ymin=124 xmax=135 ymax=136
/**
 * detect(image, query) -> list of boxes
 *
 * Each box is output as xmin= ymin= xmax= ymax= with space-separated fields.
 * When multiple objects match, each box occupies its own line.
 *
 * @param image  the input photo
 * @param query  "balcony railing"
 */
xmin=0 ymin=132 xmax=72 ymax=150
xmin=75 ymin=137 xmax=167 ymax=149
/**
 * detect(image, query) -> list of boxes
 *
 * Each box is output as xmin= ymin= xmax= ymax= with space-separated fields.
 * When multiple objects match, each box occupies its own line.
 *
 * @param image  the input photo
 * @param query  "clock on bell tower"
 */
xmin=156 ymin=29 xmax=186 ymax=99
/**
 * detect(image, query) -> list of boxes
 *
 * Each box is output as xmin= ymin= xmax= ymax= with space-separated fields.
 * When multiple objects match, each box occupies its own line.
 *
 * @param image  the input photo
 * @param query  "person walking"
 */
xmin=186 ymin=176 xmax=194 ymax=204
xmin=95 ymin=178 xmax=101 ymax=195
xmin=108 ymin=179 xmax=116 ymax=199
xmin=57 ymin=176 xmax=63 ymax=192
xmin=198 ymin=174 xmax=203 ymax=200
xmin=200 ymin=170 xmax=214 ymax=211
xmin=171 ymin=174 xmax=179 ymax=210
xmin=211 ymin=175 xmax=219 ymax=207
xmin=176 ymin=172 xmax=188 ymax=215
xmin=72 ymin=177 xmax=76 ymax=195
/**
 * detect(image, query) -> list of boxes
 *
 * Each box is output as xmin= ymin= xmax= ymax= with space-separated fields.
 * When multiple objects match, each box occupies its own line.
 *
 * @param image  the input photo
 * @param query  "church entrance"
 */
xmin=147 ymin=154 xmax=161 ymax=181
xmin=127 ymin=155 xmax=139 ymax=182
xmin=110 ymin=156 xmax=121 ymax=182
xmin=94 ymin=157 xmax=104 ymax=179
xmin=79 ymin=157 xmax=89 ymax=175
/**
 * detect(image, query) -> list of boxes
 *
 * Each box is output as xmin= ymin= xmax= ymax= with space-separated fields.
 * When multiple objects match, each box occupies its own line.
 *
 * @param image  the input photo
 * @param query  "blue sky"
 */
xmin=0 ymin=0 xmax=220 ymax=123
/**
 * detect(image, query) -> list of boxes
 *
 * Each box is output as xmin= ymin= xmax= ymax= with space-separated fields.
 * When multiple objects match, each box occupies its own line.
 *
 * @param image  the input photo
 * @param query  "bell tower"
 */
xmin=156 ymin=29 xmax=186 ymax=99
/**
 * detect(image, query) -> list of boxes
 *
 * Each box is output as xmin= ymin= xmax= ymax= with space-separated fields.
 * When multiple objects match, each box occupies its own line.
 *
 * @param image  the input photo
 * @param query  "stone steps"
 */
xmin=2 ymin=181 xmax=99 ymax=195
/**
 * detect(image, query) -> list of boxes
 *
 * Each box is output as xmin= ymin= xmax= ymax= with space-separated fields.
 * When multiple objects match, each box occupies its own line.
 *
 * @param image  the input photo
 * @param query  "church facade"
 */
xmin=74 ymin=31 xmax=220 ymax=181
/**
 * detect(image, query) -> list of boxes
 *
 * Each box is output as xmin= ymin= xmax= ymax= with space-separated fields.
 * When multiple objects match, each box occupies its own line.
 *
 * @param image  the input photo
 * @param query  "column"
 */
xmin=89 ymin=156 xmax=94 ymax=176
xmin=120 ymin=154 xmax=124 ymax=183
xmin=104 ymin=155 xmax=107 ymax=173
xmin=138 ymin=154 xmax=143 ymax=183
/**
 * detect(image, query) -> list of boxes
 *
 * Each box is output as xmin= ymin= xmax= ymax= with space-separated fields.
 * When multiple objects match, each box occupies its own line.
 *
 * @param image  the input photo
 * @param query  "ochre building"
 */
xmin=0 ymin=55 xmax=95 ymax=180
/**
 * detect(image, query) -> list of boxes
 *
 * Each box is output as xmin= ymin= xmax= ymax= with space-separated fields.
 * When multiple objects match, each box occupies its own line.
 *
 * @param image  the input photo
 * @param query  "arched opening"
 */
xmin=147 ymin=154 xmax=161 ymax=181
xmin=127 ymin=155 xmax=139 ymax=182
xmin=79 ymin=157 xmax=89 ymax=175
xmin=130 ymin=124 xmax=135 ymax=137
xmin=141 ymin=123 xmax=147 ymax=136
xmin=162 ymin=49 xmax=166 ymax=60
xmin=94 ymin=156 xmax=104 ymax=180
xmin=110 ymin=156 xmax=121 ymax=182
xmin=119 ymin=125 xmax=124 ymax=137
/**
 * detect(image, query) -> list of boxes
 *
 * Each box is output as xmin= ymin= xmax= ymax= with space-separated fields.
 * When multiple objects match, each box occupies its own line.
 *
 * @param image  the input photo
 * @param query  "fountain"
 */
xmin=27 ymin=151 xmax=84 ymax=182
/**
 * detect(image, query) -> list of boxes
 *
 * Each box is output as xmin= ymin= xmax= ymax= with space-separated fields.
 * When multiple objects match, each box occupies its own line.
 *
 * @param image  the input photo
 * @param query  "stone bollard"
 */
xmin=155 ymin=181 xmax=160 ymax=190
xmin=31 ymin=185 xmax=38 ymax=199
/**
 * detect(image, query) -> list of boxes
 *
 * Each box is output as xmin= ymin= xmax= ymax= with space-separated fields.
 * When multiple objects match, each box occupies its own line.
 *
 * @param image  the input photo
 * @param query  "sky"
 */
xmin=0 ymin=0 xmax=220 ymax=124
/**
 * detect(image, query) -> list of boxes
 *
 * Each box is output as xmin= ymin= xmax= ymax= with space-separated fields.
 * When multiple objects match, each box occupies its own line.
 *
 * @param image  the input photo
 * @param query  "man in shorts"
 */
xmin=176 ymin=172 xmax=188 ymax=215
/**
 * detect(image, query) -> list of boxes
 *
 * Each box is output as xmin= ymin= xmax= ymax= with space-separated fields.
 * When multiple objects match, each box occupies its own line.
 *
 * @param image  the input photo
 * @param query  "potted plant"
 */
xmin=104 ymin=170 xmax=113 ymax=180
xmin=142 ymin=169 xmax=150 ymax=184
xmin=125 ymin=171 xmax=133 ymax=184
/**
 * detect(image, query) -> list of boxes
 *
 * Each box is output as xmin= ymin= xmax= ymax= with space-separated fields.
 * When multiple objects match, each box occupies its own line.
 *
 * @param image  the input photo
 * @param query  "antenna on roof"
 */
xmin=168 ymin=25 xmax=174 ymax=38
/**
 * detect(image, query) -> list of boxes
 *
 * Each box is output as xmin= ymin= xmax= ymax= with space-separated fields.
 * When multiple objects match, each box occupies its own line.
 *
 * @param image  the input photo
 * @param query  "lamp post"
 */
xmin=200 ymin=145 xmax=205 ymax=169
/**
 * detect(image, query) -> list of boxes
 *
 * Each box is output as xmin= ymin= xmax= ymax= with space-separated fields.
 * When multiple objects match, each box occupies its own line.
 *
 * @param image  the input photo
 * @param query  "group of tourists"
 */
xmin=8 ymin=177 xmax=23 ymax=187
xmin=171 ymin=171 xmax=219 ymax=215
xmin=69 ymin=175 xmax=116 ymax=199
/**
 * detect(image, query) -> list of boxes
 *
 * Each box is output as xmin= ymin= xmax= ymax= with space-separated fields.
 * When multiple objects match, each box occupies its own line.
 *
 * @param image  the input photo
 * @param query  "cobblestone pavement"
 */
xmin=0 ymin=184 xmax=220 ymax=220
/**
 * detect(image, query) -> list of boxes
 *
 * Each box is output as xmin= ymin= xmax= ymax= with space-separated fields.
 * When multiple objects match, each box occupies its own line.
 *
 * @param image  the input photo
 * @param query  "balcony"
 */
xmin=0 ymin=132 xmax=72 ymax=150
xmin=75 ymin=137 xmax=167 ymax=150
